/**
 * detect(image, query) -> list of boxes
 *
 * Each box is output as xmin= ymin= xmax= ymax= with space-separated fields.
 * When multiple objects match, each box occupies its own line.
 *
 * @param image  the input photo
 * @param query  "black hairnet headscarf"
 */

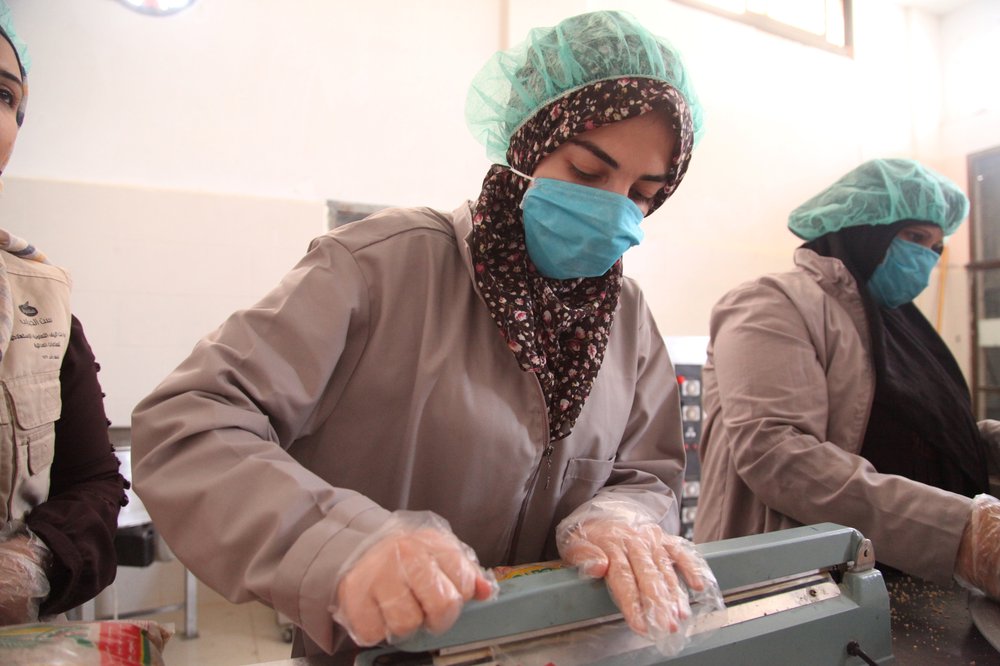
xmin=805 ymin=223 xmax=992 ymax=496
xmin=470 ymin=78 xmax=694 ymax=442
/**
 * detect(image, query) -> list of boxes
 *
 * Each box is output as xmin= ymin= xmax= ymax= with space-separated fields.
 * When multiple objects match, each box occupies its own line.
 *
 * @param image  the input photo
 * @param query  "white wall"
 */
xmin=1 ymin=0 xmax=997 ymax=422
xmin=6 ymin=0 xmax=501 ymax=207
xmin=601 ymin=0 xmax=990 ymax=348
xmin=2 ymin=176 xmax=327 ymax=425
xmin=932 ymin=0 xmax=1000 ymax=374
xmin=3 ymin=0 xmax=502 ymax=425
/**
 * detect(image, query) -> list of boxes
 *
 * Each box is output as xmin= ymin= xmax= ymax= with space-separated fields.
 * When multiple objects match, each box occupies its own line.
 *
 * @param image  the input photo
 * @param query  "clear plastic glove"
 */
xmin=978 ymin=419 xmax=1000 ymax=446
xmin=556 ymin=499 xmax=723 ymax=656
xmin=329 ymin=511 xmax=498 ymax=646
xmin=979 ymin=420 xmax=1000 ymax=474
xmin=955 ymin=494 xmax=1000 ymax=600
xmin=0 ymin=521 xmax=52 ymax=626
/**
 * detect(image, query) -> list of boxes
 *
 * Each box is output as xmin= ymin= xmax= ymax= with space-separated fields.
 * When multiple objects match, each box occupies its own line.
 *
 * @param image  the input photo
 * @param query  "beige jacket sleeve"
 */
xmin=709 ymin=277 xmax=972 ymax=583
xmin=131 ymin=237 xmax=392 ymax=652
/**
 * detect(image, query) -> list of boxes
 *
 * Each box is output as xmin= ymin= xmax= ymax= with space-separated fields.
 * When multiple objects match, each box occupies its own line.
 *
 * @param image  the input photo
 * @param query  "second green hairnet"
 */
xmin=788 ymin=158 xmax=970 ymax=241
xmin=465 ymin=10 xmax=703 ymax=166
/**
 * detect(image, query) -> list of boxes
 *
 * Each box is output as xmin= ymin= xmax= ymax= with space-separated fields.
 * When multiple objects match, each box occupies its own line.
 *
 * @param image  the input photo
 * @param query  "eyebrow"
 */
xmin=0 ymin=69 xmax=22 ymax=91
xmin=906 ymin=225 xmax=941 ymax=239
xmin=568 ymin=138 xmax=670 ymax=182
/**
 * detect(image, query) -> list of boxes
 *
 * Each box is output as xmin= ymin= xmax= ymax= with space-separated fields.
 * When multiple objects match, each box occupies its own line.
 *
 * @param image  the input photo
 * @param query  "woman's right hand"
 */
xmin=955 ymin=494 xmax=1000 ymax=600
xmin=329 ymin=515 xmax=497 ymax=646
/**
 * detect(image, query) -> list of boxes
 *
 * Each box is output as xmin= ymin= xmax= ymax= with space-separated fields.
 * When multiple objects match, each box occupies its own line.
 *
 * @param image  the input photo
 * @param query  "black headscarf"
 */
xmin=805 ymin=223 xmax=992 ymax=496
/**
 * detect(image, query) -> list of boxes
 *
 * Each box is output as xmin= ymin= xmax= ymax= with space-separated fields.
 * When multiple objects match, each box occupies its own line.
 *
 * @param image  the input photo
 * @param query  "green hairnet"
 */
xmin=466 ymin=10 xmax=703 ymax=166
xmin=788 ymin=158 xmax=969 ymax=241
xmin=0 ymin=0 xmax=29 ymax=127
xmin=0 ymin=1 xmax=29 ymax=76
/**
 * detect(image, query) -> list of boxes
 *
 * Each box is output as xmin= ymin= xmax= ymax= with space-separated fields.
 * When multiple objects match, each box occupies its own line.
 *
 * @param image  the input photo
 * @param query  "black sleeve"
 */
xmin=25 ymin=315 xmax=128 ymax=616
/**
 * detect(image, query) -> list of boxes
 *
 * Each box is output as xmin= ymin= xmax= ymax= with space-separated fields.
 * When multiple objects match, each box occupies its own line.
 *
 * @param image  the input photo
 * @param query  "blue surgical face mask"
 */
xmin=515 ymin=174 xmax=645 ymax=280
xmin=867 ymin=237 xmax=941 ymax=309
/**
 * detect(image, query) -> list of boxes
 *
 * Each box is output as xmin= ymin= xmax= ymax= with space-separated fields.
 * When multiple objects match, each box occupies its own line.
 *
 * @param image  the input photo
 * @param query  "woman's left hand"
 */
xmin=559 ymin=519 xmax=705 ymax=635
xmin=955 ymin=494 xmax=1000 ymax=601
xmin=555 ymin=499 xmax=722 ymax=655
xmin=977 ymin=420 xmax=1000 ymax=452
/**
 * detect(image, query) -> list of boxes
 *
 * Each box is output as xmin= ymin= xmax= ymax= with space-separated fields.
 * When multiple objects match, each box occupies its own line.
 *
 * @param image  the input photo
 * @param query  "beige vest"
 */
xmin=0 ymin=252 xmax=71 ymax=524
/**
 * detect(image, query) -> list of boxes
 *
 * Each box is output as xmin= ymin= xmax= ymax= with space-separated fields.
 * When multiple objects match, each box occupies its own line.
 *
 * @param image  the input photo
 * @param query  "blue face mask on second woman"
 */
xmin=867 ymin=237 xmax=941 ymax=309
xmin=517 ymin=176 xmax=645 ymax=280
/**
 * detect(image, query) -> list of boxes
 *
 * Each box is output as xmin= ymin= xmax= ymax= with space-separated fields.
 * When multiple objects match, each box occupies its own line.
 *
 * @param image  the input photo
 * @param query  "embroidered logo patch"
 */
xmin=18 ymin=302 xmax=38 ymax=317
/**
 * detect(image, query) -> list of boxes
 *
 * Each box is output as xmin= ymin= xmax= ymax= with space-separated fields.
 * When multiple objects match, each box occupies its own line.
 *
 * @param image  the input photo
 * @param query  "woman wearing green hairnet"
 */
xmin=695 ymin=158 xmax=1000 ymax=602
xmin=131 ymin=10 xmax=722 ymax=661
xmin=0 ymin=1 xmax=127 ymax=625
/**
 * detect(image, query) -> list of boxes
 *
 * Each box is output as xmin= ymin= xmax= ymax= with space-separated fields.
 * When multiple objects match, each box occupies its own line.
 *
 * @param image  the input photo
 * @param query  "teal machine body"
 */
xmin=355 ymin=523 xmax=893 ymax=665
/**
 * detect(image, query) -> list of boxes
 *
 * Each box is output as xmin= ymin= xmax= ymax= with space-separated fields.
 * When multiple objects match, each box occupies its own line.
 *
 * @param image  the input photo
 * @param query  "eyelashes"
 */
xmin=628 ymin=191 xmax=654 ymax=205
xmin=569 ymin=164 xmax=599 ymax=181
xmin=569 ymin=164 xmax=655 ymax=206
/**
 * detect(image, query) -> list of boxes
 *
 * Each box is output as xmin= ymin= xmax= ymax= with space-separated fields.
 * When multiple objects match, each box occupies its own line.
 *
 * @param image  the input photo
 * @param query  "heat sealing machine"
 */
xmin=354 ymin=523 xmax=893 ymax=665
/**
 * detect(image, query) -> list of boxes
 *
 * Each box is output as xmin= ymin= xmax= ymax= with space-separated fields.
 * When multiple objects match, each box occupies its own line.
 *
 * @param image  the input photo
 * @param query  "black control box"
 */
xmin=115 ymin=523 xmax=156 ymax=567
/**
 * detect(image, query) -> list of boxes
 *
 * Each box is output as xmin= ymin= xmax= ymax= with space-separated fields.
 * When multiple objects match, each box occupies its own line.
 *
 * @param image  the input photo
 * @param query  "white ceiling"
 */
xmin=895 ymin=0 xmax=978 ymax=15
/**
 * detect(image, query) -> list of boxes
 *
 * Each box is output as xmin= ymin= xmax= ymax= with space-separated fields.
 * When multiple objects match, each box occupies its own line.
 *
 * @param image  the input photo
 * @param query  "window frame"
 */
xmin=670 ymin=0 xmax=854 ymax=58
xmin=967 ymin=145 xmax=1000 ymax=418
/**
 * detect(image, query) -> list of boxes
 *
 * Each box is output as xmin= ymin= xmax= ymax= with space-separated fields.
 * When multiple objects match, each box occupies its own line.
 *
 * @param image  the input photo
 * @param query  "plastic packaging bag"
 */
xmin=0 ymin=619 xmax=173 ymax=665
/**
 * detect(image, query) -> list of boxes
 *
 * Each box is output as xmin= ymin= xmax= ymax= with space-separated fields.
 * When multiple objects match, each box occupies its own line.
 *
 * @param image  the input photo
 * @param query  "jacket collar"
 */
xmin=452 ymin=201 xmax=478 ymax=284
xmin=794 ymin=247 xmax=862 ymax=298
xmin=794 ymin=247 xmax=873 ymax=359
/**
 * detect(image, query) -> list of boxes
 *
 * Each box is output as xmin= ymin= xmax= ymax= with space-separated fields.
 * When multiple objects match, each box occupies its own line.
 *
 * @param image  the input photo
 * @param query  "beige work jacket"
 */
xmin=131 ymin=204 xmax=684 ymax=655
xmin=694 ymin=248 xmax=973 ymax=584
xmin=0 ymin=252 xmax=71 ymax=525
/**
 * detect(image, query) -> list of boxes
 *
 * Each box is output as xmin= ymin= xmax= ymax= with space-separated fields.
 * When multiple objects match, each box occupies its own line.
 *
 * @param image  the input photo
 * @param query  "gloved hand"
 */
xmin=955 ymin=494 xmax=1000 ymax=600
xmin=978 ymin=420 xmax=1000 ymax=474
xmin=0 ymin=521 xmax=52 ymax=626
xmin=330 ymin=511 xmax=498 ymax=646
xmin=556 ymin=498 xmax=723 ymax=656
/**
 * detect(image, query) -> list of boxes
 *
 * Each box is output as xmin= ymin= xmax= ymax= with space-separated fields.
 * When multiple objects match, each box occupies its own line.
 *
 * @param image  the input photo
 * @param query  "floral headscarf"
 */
xmin=470 ymin=77 xmax=694 ymax=442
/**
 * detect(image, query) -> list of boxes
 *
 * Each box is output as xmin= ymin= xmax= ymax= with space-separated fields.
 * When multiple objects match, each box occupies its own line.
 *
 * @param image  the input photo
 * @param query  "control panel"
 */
xmin=675 ymin=363 xmax=703 ymax=541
